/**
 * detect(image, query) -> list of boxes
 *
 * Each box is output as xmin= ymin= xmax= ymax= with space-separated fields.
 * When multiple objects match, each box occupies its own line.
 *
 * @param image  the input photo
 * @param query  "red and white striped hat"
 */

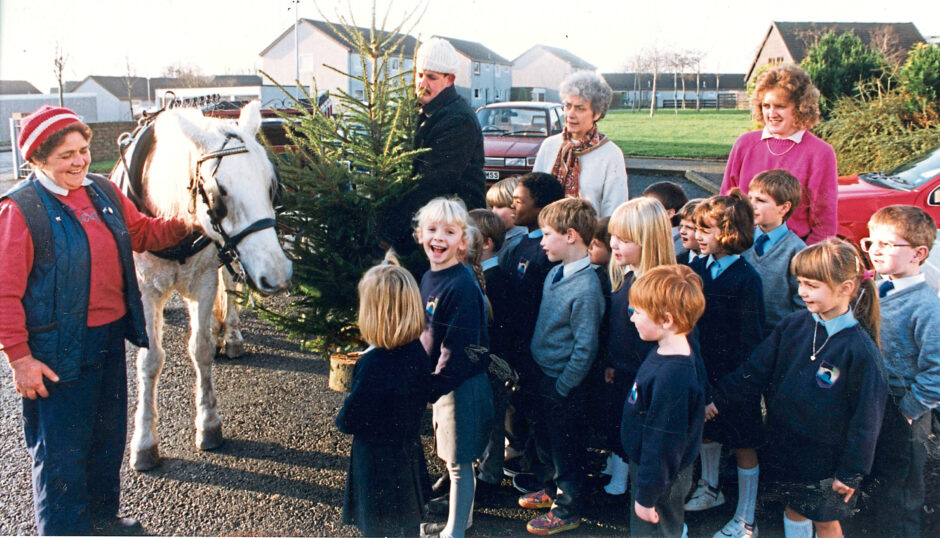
xmin=18 ymin=105 xmax=83 ymax=161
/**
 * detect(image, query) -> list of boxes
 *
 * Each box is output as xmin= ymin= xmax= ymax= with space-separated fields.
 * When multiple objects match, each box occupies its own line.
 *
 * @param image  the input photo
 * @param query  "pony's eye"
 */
xmin=217 ymin=185 xmax=228 ymax=197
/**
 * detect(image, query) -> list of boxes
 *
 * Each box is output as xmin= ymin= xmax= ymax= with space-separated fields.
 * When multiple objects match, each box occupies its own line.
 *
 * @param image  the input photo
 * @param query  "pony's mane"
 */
xmin=143 ymin=104 xmax=270 ymax=219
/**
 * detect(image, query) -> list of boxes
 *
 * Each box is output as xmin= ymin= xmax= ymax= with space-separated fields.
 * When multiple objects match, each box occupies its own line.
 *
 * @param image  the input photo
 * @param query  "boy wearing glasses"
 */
xmin=863 ymin=205 xmax=940 ymax=537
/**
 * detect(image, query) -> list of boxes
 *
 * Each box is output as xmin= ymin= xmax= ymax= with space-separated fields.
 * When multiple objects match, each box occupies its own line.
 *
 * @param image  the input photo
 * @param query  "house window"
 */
xmin=473 ymin=62 xmax=480 ymax=75
xmin=391 ymin=58 xmax=400 ymax=70
xmin=473 ymin=88 xmax=481 ymax=99
xmin=494 ymin=89 xmax=500 ymax=100
xmin=354 ymin=90 xmax=364 ymax=100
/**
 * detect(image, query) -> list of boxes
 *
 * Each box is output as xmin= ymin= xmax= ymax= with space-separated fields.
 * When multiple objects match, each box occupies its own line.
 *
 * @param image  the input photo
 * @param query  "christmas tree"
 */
xmin=262 ymin=7 xmax=425 ymax=352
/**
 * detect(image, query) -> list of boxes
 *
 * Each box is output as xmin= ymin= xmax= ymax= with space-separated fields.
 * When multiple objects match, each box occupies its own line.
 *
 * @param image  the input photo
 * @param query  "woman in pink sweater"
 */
xmin=721 ymin=65 xmax=837 ymax=244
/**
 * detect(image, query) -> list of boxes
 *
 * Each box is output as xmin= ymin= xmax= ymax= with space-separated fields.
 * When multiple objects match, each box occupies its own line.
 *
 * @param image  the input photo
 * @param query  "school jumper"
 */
xmin=336 ymin=340 xmax=433 ymax=537
xmin=420 ymin=263 xmax=494 ymax=463
xmin=477 ymin=256 xmax=514 ymax=484
xmin=741 ymin=223 xmax=806 ymax=337
xmin=622 ymin=349 xmax=707 ymax=538
xmin=690 ymin=255 xmax=765 ymax=447
xmin=497 ymin=229 xmax=559 ymax=459
xmin=528 ymin=259 xmax=605 ymax=520
xmin=870 ymin=280 xmax=940 ymax=536
xmin=713 ymin=310 xmax=887 ymax=521
xmin=600 ymin=272 xmax=655 ymax=457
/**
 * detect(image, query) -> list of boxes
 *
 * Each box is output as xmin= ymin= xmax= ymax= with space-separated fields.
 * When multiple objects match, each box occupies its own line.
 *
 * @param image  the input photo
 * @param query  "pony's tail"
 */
xmin=854 ymin=276 xmax=880 ymax=348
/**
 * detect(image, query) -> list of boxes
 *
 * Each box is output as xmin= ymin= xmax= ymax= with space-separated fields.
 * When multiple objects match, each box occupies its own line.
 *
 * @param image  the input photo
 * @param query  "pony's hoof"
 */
xmin=196 ymin=425 xmax=224 ymax=451
xmin=218 ymin=339 xmax=244 ymax=358
xmin=131 ymin=446 xmax=161 ymax=472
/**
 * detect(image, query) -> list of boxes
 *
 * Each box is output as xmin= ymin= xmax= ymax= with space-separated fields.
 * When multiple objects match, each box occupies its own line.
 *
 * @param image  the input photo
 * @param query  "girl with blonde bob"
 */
xmin=413 ymin=197 xmax=494 ymax=538
xmin=599 ymin=197 xmax=676 ymax=495
xmin=336 ymin=264 xmax=432 ymax=537
xmin=709 ymin=239 xmax=887 ymax=538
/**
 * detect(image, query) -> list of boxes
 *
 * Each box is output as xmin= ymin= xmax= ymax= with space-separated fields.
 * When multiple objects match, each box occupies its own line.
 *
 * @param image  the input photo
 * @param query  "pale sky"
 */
xmin=2 ymin=0 xmax=937 ymax=92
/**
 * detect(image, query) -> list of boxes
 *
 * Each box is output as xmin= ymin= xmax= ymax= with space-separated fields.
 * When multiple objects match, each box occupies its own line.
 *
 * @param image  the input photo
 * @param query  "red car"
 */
xmin=836 ymin=145 xmax=940 ymax=246
xmin=475 ymin=101 xmax=564 ymax=183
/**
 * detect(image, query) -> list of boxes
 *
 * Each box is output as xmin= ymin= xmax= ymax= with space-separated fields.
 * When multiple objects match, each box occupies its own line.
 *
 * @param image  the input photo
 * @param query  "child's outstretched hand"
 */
xmin=635 ymin=501 xmax=659 ymax=523
xmin=604 ymin=367 xmax=615 ymax=383
xmin=832 ymin=478 xmax=854 ymax=502
xmin=705 ymin=402 xmax=719 ymax=420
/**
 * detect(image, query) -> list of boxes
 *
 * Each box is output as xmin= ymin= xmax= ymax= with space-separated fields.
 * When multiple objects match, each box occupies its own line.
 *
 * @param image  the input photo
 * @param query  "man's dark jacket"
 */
xmin=385 ymin=85 xmax=485 ymax=250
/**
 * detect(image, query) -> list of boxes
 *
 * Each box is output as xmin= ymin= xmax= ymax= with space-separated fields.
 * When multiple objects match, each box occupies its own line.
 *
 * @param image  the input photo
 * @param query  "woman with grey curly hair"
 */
xmin=533 ymin=71 xmax=628 ymax=217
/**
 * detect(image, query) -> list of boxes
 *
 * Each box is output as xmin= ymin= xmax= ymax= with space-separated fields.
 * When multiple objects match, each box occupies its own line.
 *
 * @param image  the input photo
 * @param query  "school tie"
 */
xmin=552 ymin=268 xmax=564 ymax=284
xmin=754 ymin=234 xmax=770 ymax=256
xmin=707 ymin=260 xmax=719 ymax=280
xmin=878 ymin=280 xmax=895 ymax=298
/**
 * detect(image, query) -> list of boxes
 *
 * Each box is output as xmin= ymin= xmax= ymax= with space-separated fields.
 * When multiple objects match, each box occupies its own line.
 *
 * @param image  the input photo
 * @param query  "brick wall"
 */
xmin=87 ymin=121 xmax=136 ymax=163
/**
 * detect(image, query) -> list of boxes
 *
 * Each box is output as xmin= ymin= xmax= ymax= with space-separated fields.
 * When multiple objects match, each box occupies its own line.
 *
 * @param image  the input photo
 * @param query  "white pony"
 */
xmin=111 ymin=101 xmax=292 ymax=471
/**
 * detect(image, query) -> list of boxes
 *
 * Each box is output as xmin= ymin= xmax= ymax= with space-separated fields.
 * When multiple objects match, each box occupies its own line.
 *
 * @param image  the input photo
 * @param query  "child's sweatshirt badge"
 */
xmin=627 ymin=382 xmax=638 ymax=405
xmin=517 ymin=258 xmax=530 ymax=277
xmin=816 ymin=361 xmax=840 ymax=388
xmin=425 ymin=296 xmax=439 ymax=316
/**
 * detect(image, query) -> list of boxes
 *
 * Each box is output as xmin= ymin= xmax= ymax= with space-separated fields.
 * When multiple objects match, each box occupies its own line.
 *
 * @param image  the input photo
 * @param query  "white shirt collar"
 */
xmin=883 ymin=273 xmax=926 ymax=296
xmin=562 ymin=255 xmax=591 ymax=278
xmin=761 ymin=127 xmax=805 ymax=143
xmin=35 ymin=169 xmax=91 ymax=196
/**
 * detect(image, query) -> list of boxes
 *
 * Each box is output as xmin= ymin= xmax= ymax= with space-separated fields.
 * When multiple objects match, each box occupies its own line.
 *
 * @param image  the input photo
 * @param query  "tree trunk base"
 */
xmin=329 ymin=352 xmax=363 ymax=392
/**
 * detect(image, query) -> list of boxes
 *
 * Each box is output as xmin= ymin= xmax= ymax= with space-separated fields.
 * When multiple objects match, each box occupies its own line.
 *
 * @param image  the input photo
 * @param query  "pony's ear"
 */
xmin=238 ymin=100 xmax=262 ymax=136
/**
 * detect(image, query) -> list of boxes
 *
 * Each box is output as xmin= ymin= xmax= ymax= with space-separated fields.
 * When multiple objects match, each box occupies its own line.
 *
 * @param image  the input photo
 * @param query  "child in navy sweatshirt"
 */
xmin=496 ymin=173 xmax=564 ymax=479
xmin=688 ymin=190 xmax=765 ymax=538
xmin=710 ymin=239 xmax=887 ymax=538
xmin=415 ymin=198 xmax=494 ymax=538
xmin=621 ymin=264 xmax=707 ymax=538
xmin=336 ymin=264 xmax=432 ymax=537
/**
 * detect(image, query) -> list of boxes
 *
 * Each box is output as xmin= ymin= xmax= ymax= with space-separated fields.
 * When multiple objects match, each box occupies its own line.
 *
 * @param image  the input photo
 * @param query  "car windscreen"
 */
xmin=885 ymin=146 xmax=940 ymax=188
xmin=476 ymin=108 xmax=549 ymax=136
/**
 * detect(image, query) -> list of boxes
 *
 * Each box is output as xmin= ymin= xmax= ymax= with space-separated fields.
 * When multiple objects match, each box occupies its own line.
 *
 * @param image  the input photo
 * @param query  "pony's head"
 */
xmin=148 ymin=100 xmax=292 ymax=295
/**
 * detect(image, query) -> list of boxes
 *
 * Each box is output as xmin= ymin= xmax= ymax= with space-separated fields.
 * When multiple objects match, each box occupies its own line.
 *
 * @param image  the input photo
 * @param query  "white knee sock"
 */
xmin=783 ymin=513 xmax=813 ymax=538
xmin=700 ymin=442 xmax=721 ymax=488
xmin=443 ymin=461 xmax=475 ymax=538
xmin=734 ymin=465 xmax=759 ymax=525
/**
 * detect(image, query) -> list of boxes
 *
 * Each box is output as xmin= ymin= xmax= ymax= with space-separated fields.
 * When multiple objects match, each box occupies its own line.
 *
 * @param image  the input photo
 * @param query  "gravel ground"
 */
xmin=2 ymin=293 xmax=939 ymax=536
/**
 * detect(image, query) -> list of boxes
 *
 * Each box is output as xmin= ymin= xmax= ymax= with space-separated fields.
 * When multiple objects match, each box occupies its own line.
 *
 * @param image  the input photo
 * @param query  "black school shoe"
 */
xmin=512 ymin=472 xmax=543 ymax=494
xmin=91 ymin=517 xmax=146 ymax=536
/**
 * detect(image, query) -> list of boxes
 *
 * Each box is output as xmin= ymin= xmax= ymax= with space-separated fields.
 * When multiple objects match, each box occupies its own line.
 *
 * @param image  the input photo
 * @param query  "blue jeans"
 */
xmin=22 ymin=320 xmax=128 ymax=535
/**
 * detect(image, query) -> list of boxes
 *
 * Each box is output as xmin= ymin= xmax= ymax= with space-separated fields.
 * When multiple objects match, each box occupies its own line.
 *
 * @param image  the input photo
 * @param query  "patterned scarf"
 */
xmin=550 ymin=125 xmax=609 ymax=197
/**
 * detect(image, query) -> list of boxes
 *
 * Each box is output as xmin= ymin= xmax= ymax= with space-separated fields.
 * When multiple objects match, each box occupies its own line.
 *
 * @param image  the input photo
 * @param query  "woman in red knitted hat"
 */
xmin=0 ymin=106 xmax=196 ymax=535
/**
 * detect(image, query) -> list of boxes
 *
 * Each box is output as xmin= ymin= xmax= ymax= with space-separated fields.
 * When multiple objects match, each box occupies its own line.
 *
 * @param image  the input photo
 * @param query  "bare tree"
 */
xmin=162 ymin=63 xmax=212 ymax=87
xmin=686 ymin=50 xmax=705 ymax=112
xmin=122 ymin=55 xmax=137 ymax=120
xmin=671 ymin=52 xmax=682 ymax=114
xmin=53 ymin=42 xmax=68 ymax=107
xmin=715 ymin=67 xmax=722 ymax=111
xmin=869 ymin=25 xmax=905 ymax=86
xmin=645 ymin=46 xmax=666 ymax=117
xmin=627 ymin=53 xmax=648 ymax=113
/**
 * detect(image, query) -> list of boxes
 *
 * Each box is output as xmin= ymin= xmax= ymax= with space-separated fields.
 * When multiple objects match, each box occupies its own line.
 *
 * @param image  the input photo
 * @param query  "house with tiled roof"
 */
xmin=0 ymin=80 xmax=42 ymax=95
xmin=746 ymin=21 xmax=926 ymax=83
xmin=260 ymin=19 xmax=418 ymax=101
xmin=511 ymin=45 xmax=596 ymax=102
xmin=433 ymin=35 xmax=511 ymax=108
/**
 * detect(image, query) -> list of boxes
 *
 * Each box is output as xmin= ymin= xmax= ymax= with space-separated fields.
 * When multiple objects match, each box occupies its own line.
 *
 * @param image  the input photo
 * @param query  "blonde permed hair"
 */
xmin=608 ymin=198 xmax=677 ymax=291
xmin=358 ymin=264 xmax=424 ymax=350
xmin=751 ymin=64 xmax=821 ymax=130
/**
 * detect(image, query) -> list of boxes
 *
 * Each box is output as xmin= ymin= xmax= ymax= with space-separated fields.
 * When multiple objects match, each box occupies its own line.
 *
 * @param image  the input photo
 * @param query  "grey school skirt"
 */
xmin=432 ymin=372 xmax=494 ymax=463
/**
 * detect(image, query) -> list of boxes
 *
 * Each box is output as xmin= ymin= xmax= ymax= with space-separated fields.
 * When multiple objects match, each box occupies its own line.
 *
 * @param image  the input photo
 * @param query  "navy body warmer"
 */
xmin=2 ymin=174 xmax=148 ymax=382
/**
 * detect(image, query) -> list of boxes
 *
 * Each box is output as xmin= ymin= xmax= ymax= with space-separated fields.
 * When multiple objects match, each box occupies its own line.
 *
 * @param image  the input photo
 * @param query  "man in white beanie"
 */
xmin=384 ymin=37 xmax=485 ymax=276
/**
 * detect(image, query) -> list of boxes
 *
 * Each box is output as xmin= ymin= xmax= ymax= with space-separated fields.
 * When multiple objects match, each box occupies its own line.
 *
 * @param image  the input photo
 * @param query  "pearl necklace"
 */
xmin=810 ymin=321 xmax=833 ymax=362
xmin=766 ymin=138 xmax=797 ymax=156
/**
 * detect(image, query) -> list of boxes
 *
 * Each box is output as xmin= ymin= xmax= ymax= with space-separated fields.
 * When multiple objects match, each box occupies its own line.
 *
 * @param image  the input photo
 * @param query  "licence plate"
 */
xmin=485 ymin=170 xmax=500 ymax=180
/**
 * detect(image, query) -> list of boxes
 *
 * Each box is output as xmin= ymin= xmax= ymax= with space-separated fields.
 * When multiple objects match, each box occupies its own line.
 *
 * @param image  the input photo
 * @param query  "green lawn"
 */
xmin=89 ymin=159 xmax=117 ymax=174
xmin=603 ymin=109 xmax=754 ymax=159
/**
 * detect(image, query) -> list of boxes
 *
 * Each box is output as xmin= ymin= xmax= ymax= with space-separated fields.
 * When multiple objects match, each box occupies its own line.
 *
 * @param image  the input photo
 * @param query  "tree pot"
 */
xmin=328 ymin=351 xmax=363 ymax=392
